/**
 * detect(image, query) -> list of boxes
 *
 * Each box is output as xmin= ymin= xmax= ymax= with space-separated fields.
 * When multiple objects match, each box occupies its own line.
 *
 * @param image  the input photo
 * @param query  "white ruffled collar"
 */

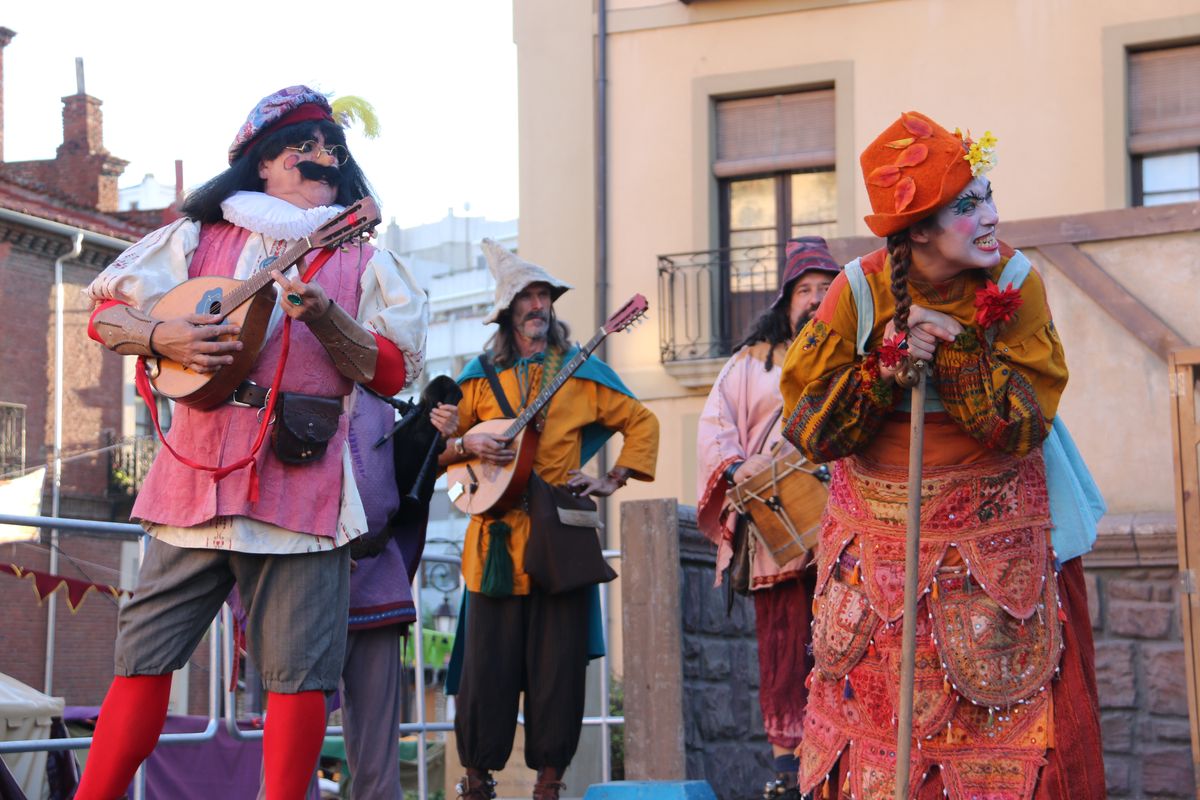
xmin=220 ymin=191 xmax=343 ymax=241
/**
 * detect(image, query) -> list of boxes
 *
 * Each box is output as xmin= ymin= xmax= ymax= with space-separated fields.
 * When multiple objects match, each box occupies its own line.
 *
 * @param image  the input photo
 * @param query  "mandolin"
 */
xmin=445 ymin=294 xmax=648 ymax=516
xmin=146 ymin=197 xmax=381 ymax=409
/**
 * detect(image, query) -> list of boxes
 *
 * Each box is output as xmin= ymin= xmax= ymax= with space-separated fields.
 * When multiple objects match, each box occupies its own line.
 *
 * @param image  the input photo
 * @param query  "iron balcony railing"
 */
xmin=657 ymin=242 xmax=785 ymax=363
xmin=0 ymin=401 xmax=25 ymax=477
xmin=106 ymin=434 xmax=160 ymax=497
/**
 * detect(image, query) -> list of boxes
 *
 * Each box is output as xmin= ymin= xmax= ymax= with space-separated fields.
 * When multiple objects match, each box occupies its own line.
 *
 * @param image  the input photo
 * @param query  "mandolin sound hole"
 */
xmin=195 ymin=287 xmax=224 ymax=317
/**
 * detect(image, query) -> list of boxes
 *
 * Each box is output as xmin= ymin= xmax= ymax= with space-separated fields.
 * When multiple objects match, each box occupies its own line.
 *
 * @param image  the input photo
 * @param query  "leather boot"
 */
xmin=533 ymin=767 xmax=566 ymax=800
xmin=456 ymin=768 xmax=496 ymax=800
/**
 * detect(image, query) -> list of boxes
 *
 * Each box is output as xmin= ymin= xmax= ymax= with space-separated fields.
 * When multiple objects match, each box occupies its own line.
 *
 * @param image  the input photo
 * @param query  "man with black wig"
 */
xmin=77 ymin=86 xmax=427 ymax=800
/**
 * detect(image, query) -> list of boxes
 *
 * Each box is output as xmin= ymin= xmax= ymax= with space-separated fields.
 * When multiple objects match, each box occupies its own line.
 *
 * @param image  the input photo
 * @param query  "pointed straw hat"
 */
xmin=481 ymin=238 xmax=573 ymax=325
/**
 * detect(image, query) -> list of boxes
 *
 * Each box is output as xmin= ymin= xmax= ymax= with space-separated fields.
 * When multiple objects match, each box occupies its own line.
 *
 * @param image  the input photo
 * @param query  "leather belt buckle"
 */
xmin=229 ymin=380 xmax=270 ymax=409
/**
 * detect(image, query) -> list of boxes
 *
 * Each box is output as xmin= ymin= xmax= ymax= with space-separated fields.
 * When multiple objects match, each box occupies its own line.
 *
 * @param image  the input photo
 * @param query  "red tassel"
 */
xmin=868 ymin=640 xmax=878 ymax=658
xmin=1057 ymin=605 xmax=1068 ymax=622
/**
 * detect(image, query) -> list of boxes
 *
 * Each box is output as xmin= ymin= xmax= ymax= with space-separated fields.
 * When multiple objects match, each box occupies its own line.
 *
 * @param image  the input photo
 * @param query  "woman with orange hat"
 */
xmin=779 ymin=112 xmax=1104 ymax=799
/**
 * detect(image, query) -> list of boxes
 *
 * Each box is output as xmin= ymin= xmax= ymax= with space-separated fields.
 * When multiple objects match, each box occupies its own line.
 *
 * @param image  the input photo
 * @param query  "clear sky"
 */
xmin=1 ymin=0 xmax=519 ymax=228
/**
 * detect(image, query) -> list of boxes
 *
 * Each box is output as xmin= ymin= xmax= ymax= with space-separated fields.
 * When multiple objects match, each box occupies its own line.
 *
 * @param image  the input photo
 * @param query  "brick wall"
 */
xmin=0 ymin=228 xmax=126 ymax=499
xmin=0 ymin=221 xmax=138 ymax=708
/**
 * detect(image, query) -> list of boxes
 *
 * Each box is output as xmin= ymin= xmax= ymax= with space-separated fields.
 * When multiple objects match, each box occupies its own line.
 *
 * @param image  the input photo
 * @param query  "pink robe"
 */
xmin=696 ymin=340 xmax=810 ymax=589
xmin=131 ymin=222 xmax=365 ymax=538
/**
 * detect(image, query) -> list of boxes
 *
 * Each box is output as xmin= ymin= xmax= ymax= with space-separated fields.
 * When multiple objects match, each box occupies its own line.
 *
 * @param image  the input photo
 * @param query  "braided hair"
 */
xmin=887 ymin=229 xmax=915 ymax=336
xmin=887 ymin=221 xmax=939 ymax=387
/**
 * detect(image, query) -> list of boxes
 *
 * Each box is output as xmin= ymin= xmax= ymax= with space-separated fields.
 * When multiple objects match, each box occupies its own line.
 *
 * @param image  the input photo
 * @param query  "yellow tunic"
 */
xmin=454 ymin=358 xmax=659 ymax=595
xmin=780 ymin=246 xmax=1068 ymax=466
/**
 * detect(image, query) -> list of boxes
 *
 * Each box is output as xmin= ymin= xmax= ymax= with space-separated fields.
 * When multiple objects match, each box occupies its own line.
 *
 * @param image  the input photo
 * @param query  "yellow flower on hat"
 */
xmin=961 ymin=129 xmax=998 ymax=177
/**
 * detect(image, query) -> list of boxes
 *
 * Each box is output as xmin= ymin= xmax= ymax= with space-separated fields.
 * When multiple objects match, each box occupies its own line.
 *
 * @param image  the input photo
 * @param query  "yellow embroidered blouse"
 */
xmin=454 ymin=358 xmax=659 ymax=595
xmin=780 ymin=246 xmax=1068 ymax=466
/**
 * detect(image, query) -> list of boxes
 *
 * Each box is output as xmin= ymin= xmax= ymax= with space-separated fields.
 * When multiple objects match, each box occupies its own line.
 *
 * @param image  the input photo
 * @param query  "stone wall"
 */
xmin=1085 ymin=513 xmax=1196 ymax=798
xmin=677 ymin=507 xmax=770 ymax=799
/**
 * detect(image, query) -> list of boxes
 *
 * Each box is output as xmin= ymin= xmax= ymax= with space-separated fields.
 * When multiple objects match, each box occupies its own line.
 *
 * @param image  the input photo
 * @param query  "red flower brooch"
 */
xmin=974 ymin=281 xmax=1022 ymax=329
xmin=878 ymin=333 xmax=907 ymax=368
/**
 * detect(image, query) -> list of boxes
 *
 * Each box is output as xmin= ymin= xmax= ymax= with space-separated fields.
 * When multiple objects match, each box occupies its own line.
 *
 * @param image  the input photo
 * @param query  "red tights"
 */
xmin=75 ymin=676 xmax=327 ymax=800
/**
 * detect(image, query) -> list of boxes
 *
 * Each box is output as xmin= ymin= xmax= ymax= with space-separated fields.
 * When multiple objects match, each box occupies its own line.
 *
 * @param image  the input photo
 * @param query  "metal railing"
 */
xmin=0 ymin=402 xmax=25 ymax=478
xmin=657 ymin=242 xmax=785 ymax=363
xmin=0 ymin=512 xmax=624 ymax=798
xmin=106 ymin=433 xmax=160 ymax=497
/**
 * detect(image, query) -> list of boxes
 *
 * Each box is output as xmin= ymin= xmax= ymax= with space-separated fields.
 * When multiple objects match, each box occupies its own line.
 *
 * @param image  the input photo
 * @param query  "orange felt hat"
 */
xmin=860 ymin=111 xmax=974 ymax=237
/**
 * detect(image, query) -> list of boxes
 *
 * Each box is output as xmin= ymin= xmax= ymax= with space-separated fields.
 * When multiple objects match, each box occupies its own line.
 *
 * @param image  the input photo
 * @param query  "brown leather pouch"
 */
xmin=271 ymin=392 xmax=342 ymax=464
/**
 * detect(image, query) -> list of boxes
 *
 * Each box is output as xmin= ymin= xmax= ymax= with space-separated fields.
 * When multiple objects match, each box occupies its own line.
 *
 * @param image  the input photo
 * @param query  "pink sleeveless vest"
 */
xmin=132 ymin=222 xmax=371 ymax=538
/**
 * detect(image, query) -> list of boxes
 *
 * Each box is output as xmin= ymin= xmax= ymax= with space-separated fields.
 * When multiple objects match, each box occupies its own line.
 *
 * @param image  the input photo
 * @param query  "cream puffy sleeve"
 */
xmin=357 ymin=247 xmax=429 ymax=389
xmin=85 ymin=218 xmax=201 ymax=310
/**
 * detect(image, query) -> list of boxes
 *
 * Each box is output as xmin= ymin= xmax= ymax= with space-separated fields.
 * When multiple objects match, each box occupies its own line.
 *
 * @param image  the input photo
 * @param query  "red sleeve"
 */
xmin=365 ymin=333 xmax=407 ymax=395
xmin=87 ymin=300 xmax=129 ymax=344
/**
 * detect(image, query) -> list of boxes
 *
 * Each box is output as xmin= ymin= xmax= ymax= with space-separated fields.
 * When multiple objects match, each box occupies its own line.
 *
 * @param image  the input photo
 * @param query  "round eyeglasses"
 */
xmin=284 ymin=140 xmax=349 ymax=167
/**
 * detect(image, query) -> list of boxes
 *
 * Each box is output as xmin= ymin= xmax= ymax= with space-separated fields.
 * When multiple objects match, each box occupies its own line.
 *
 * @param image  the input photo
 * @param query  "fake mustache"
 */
xmin=296 ymin=160 xmax=342 ymax=187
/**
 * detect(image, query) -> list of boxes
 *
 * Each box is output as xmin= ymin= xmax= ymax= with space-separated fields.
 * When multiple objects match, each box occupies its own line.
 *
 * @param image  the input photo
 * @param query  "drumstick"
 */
xmin=894 ymin=365 xmax=927 ymax=800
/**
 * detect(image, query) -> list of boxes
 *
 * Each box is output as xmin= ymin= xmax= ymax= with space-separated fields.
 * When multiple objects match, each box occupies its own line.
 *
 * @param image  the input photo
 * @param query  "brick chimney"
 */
xmin=0 ymin=27 xmax=15 ymax=163
xmin=53 ymin=58 xmax=128 ymax=211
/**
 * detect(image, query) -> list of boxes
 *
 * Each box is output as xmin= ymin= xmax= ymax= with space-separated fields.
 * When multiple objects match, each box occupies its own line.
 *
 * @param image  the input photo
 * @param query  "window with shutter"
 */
xmin=1128 ymin=44 xmax=1200 ymax=206
xmin=713 ymin=88 xmax=836 ymax=344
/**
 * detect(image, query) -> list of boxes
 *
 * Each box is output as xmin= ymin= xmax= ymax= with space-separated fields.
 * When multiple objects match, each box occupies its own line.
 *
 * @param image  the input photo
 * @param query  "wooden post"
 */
xmin=621 ymin=498 xmax=687 ymax=780
xmin=895 ymin=370 xmax=927 ymax=800
xmin=1168 ymin=347 xmax=1200 ymax=799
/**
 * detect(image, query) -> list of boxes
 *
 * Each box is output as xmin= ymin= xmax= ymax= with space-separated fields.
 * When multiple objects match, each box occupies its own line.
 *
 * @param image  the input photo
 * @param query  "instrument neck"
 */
xmin=503 ymin=327 xmax=607 ymax=438
xmin=217 ymin=238 xmax=313 ymax=317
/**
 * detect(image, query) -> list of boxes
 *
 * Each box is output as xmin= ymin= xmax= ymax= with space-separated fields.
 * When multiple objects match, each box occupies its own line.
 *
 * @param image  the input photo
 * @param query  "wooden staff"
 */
xmin=894 ymin=360 xmax=927 ymax=800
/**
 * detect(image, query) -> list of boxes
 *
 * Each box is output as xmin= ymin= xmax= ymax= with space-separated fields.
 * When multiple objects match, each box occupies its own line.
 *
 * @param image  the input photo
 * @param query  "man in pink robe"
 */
xmin=76 ymin=86 xmax=427 ymax=800
xmin=696 ymin=237 xmax=839 ymax=800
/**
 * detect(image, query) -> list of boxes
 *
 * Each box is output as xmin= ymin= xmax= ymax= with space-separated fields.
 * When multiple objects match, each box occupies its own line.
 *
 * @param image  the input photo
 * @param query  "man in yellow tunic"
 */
xmin=439 ymin=239 xmax=659 ymax=800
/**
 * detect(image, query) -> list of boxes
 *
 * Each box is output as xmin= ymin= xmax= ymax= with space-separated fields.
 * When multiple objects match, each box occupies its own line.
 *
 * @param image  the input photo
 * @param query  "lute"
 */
xmin=446 ymin=294 xmax=648 ymax=515
xmin=146 ymin=197 xmax=381 ymax=409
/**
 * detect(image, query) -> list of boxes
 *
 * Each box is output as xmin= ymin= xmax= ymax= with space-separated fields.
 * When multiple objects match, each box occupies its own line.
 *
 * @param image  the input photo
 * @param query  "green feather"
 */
xmin=330 ymin=95 xmax=382 ymax=139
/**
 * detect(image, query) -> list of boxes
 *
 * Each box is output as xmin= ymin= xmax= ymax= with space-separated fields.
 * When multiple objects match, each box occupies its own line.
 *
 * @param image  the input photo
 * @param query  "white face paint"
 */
xmin=923 ymin=176 xmax=1001 ymax=273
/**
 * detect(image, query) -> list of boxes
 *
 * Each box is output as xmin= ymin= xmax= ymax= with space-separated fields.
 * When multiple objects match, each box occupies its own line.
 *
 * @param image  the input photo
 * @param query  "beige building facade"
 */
xmin=513 ymin=0 xmax=1200 ymax=520
xmin=482 ymin=1 xmax=1200 ymax=793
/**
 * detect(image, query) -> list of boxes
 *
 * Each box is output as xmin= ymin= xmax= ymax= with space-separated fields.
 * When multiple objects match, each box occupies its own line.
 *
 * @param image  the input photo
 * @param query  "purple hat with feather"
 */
xmin=227 ymin=85 xmax=334 ymax=164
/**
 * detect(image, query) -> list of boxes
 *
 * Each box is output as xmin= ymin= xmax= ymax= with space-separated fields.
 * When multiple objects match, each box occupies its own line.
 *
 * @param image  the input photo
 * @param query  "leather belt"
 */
xmin=230 ymin=380 xmax=271 ymax=409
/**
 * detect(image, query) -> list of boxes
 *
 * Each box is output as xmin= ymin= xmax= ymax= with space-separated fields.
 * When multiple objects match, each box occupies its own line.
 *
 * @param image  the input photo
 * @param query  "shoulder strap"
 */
xmin=997 ymin=249 xmax=1033 ymax=291
xmin=479 ymin=353 xmax=517 ymax=418
xmin=844 ymin=258 xmax=874 ymax=356
xmin=754 ymin=407 xmax=785 ymax=456
xmin=986 ymin=250 xmax=1034 ymax=346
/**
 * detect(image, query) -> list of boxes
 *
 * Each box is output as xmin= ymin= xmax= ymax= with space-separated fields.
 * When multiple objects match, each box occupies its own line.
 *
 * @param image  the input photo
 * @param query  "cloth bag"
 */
xmin=524 ymin=472 xmax=617 ymax=594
